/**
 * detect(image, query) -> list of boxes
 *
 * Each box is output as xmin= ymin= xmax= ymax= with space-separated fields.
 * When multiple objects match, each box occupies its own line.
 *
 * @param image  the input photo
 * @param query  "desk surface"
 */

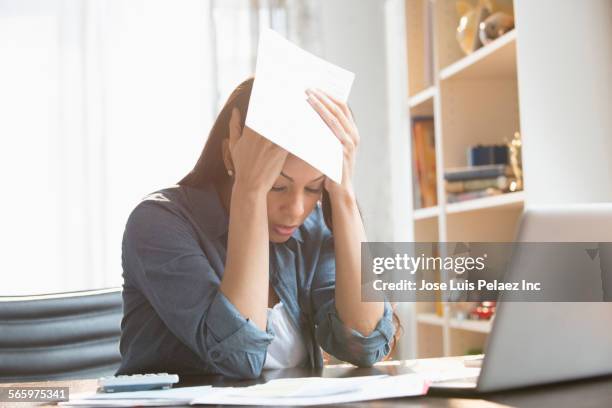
xmin=4 ymin=358 xmax=612 ymax=408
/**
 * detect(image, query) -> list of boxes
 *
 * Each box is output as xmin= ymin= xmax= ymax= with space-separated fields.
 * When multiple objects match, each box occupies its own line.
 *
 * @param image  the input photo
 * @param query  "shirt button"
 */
xmin=211 ymin=351 xmax=220 ymax=359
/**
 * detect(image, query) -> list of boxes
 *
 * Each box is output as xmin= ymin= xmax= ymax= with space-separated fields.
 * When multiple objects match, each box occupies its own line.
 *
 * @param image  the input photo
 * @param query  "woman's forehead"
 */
xmin=282 ymin=153 xmax=323 ymax=182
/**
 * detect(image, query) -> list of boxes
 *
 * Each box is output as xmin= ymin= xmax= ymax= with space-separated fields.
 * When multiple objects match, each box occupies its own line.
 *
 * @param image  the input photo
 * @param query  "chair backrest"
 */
xmin=0 ymin=288 xmax=122 ymax=383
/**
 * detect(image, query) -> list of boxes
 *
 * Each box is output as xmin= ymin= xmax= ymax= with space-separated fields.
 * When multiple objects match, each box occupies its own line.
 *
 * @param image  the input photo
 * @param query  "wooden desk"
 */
xmin=4 ymin=358 xmax=612 ymax=408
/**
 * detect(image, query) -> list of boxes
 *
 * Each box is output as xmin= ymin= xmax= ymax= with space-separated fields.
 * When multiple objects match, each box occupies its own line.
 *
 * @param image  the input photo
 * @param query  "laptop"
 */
xmin=429 ymin=203 xmax=612 ymax=393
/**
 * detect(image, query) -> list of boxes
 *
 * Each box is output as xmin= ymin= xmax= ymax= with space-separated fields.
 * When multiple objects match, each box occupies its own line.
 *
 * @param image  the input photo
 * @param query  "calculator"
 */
xmin=97 ymin=373 xmax=180 ymax=393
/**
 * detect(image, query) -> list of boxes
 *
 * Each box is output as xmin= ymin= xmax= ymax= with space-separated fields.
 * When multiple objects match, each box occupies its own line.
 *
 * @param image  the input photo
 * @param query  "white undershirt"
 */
xmin=263 ymin=302 xmax=308 ymax=370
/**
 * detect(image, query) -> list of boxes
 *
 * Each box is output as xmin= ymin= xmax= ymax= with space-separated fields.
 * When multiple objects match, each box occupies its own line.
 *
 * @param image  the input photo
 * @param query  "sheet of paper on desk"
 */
xmin=220 ymin=375 xmax=386 ymax=398
xmin=409 ymin=357 xmax=481 ymax=382
xmin=191 ymin=374 xmax=429 ymax=406
xmin=59 ymin=385 xmax=211 ymax=407
xmin=59 ymin=375 xmax=428 ymax=406
xmin=245 ymin=28 xmax=355 ymax=184
xmin=59 ymin=398 xmax=191 ymax=406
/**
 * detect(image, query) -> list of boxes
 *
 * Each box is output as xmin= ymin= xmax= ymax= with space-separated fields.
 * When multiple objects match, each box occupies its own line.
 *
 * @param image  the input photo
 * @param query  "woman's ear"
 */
xmin=228 ymin=108 xmax=242 ymax=149
xmin=223 ymin=108 xmax=243 ymax=174
xmin=222 ymin=138 xmax=233 ymax=175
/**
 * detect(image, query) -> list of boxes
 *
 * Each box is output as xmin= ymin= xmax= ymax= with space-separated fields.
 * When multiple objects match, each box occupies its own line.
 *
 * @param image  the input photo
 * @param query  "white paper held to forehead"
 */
xmin=245 ymin=28 xmax=355 ymax=184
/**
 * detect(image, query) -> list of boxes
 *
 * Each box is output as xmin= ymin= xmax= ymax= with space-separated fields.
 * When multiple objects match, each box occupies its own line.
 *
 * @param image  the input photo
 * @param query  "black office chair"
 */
xmin=0 ymin=288 xmax=123 ymax=383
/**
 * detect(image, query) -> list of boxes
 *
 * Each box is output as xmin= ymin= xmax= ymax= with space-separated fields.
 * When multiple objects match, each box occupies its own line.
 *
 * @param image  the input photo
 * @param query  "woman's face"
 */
xmin=267 ymin=153 xmax=324 ymax=243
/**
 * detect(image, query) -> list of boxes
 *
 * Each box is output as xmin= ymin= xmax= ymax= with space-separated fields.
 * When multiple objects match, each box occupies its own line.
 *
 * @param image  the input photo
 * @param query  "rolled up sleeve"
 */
xmin=123 ymin=201 xmax=273 ymax=379
xmin=204 ymin=290 xmax=274 ymax=377
xmin=311 ymin=232 xmax=396 ymax=367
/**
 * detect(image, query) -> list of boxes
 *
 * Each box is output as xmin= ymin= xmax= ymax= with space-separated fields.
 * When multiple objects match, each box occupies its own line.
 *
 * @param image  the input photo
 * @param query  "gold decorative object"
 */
xmin=479 ymin=12 xmax=515 ymax=45
xmin=507 ymin=131 xmax=523 ymax=192
xmin=456 ymin=0 xmax=514 ymax=55
xmin=456 ymin=0 xmax=493 ymax=55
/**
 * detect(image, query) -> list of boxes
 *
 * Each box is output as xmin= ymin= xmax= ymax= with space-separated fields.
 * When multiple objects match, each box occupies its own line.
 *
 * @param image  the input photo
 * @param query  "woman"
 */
xmin=117 ymin=77 xmax=398 ymax=379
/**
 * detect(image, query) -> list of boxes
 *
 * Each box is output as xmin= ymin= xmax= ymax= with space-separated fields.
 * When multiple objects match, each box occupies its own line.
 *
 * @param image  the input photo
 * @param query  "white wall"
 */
xmin=515 ymin=0 xmax=612 ymax=205
xmin=317 ymin=0 xmax=415 ymax=359
xmin=317 ymin=0 xmax=413 ymax=242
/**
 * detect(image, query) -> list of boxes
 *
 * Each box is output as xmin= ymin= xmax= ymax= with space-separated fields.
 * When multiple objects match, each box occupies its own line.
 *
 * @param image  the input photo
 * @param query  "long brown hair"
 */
xmin=178 ymin=77 xmax=402 ymax=360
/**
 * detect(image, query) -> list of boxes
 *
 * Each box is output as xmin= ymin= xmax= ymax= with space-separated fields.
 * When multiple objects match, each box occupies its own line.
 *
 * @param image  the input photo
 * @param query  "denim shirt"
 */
xmin=117 ymin=183 xmax=395 ymax=379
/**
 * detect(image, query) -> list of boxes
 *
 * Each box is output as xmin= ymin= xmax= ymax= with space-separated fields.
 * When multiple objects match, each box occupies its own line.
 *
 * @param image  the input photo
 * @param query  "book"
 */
xmin=446 ymin=176 xmax=514 ymax=194
xmin=412 ymin=117 xmax=437 ymax=208
xmin=467 ymin=145 xmax=509 ymax=166
xmin=423 ymin=0 xmax=434 ymax=86
xmin=447 ymin=188 xmax=503 ymax=203
xmin=444 ymin=164 xmax=510 ymax=182
xmin=411 ymin=131 xmax=422 ymax=209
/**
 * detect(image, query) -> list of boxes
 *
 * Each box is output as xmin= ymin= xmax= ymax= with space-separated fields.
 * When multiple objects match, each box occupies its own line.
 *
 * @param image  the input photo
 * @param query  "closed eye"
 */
xmin=271 ymin=186 xmax=322 ymax=193
xmin=306 ymin=184 xmax=324 ymax=194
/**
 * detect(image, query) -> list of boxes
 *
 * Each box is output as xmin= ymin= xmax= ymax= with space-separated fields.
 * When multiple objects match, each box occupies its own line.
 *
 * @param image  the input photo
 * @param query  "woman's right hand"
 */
xmin=228 ymin=108 xmax=288 ymax=194
xmin=222 ymin=108 xmax=284 ymax=331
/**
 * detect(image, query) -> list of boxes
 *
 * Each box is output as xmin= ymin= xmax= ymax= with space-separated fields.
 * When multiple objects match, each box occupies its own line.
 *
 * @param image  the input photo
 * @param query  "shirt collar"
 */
xmin=181 ymin=183 xmax=303 ymax=244
xmin=291 ymin=224 xmax=304 ymax=243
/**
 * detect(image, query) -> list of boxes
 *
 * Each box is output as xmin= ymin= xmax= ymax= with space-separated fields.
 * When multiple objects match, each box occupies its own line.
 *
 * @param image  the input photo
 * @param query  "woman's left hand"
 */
xmin=307 ymin=90 xmax=384 ymax=338
xmin=306 ymin=88 xmax=359 ymax=199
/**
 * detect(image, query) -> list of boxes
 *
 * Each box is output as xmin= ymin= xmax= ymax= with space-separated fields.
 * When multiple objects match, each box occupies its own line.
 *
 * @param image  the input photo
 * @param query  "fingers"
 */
xmin=306 ymin=89 xmax=358 ymax=147
xmin=308 ymin=89 xmax=355 ymax=133
xmin=259 ymin=141 xmax=288 ymax=184
xmin=240 ymin=123 xmax=288 ymax=165
xmin=243 ymin=125 xmax=284 ymax=155
xmin=229 ymin=108 xmax=242 ymax=148
xmin=270 ymin=145 xmax=289 ymax=163
xmin=306 ymin=90 xmax=351 ymax=146
xmin=313 ymin=88 xmax=354 ymax=125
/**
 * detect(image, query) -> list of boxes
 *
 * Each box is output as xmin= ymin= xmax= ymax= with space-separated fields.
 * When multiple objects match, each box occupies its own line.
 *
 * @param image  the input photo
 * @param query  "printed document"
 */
xmin=245 ymin=28 xmax=355 ymax=184
xmin=60 ymin=374 xmax=428 ymax=406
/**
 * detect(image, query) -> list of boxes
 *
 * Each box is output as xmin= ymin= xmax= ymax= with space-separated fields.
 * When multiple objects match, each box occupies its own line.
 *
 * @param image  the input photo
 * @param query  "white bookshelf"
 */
xmin=378 ymin=0 xmax=612 ymax=361
xmin=413 ymin=205 xmax=439 ymax=220
xmin=439 ymin=29 xmax=517 ymax=80
xmin=449 ymin=317 xmax=492 ymax=334
xmin=408 ymin=86 xmax=435 ymax=116
xmin=446 ymin=191 xmax=524 ymax=215
xmin=403 ymin=0 xmax=523 ymax=358
xmin=416 ymin=312 xmax=444 ymax=326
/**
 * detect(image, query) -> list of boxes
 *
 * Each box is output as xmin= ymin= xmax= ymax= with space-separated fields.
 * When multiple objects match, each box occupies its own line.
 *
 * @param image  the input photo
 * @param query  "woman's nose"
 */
xmin=283 ymin=193 xmax=304 ymax=219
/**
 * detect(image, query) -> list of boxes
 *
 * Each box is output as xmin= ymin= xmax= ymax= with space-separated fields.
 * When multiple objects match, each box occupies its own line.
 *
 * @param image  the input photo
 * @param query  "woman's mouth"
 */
xmin=273 ymin=224 xmax=297 ymax=236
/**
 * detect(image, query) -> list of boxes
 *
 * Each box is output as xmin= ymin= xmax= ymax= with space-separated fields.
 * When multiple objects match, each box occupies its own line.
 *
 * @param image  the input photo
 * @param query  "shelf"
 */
xmin=409 ymin=86 xmax=435 ymax=107
xmin=414 ymin=206 xmax=439 ymax=220
xmin=446 ymin=191 xmax=524 ymax=215
xmin=449 ymin=317 xmax=492 ymax=334
xmin=409 ymin=86 xmax=436 ymax=116
xmin=439 ymin=30 xmax=517 ymax=81
xmin=416 ymin=312 xmax=444 ymax=327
